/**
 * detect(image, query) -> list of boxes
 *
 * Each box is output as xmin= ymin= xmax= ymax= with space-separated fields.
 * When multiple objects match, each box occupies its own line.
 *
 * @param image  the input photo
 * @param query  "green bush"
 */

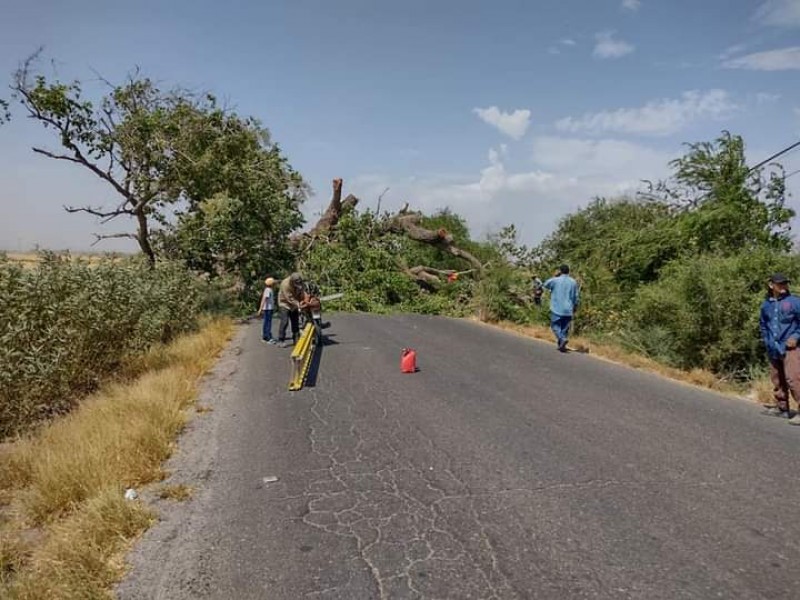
xmin=0 ymin=254 xmax=201 ymax=438
xmin=626 ymin=250 xmax=800 ymax=375
xmin=474 ymin=264 xmax=531 ymax=323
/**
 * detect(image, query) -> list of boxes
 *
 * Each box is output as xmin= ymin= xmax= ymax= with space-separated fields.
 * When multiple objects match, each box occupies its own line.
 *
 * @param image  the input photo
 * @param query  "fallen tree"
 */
xmin=299 ymin=179 xmax=484 ymax=288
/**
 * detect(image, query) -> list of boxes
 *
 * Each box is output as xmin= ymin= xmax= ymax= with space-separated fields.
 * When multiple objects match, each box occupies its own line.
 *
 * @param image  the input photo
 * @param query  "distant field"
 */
xmin=3 ymin=251 xmax=129 ymax=267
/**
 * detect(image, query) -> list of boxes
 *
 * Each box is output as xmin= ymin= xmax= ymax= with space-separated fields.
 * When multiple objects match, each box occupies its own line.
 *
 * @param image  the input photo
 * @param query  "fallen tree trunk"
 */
xmin=405 ymin=265 xmax=443 ymax=289
xmin=383 ymin=213 xmax=484 ymax=272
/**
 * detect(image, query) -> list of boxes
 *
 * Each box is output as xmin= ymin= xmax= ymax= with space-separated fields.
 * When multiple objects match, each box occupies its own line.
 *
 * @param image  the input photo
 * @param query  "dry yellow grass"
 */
xmin=750 ymin=373 xmax=798 ymax=411
xmin=5 ymin=488 xmax=155 ymax=600
xmin=2 ymin=252 xmax=127 ymax=270
xmin=0 ymin=317 xmax=234 ymax=599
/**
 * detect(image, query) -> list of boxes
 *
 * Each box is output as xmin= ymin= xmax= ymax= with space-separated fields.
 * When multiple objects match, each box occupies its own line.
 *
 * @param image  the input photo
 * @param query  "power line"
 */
xmin=748 ymin=139 xmax=800 ymax=174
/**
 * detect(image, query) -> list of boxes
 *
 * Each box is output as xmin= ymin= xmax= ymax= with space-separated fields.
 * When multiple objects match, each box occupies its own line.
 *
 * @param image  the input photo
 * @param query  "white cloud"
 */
xmin=531 ymin=137 xmax=667 ymax=178
xmin=622 ymin=0 xmax=641 ymax=11
xmin=719 ymin=43 xmax=748 ymax=61
xmin=755 ymin=0 xmax=800 ymax=27
xmin=723 ymin=46 xmax=800 ymax=70
xmin=347 ymin=138 xmax=672 ymax=245
xmin=593 ymin=31 xmax=635 ymax=59
xmin=555 ymin=90 xmax=738 ymax=136
xmin=549 ymin=39 xmax=577 ymax=55
xmin=473 ymin=106 xmax=532 ymax=140
xmin=755 ymin=92 xmax=782 ymax=104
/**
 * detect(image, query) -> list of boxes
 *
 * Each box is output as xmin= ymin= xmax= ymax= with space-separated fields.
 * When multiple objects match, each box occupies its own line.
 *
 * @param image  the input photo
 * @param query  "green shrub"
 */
xmin=0 ymin=253 xmax=201 ymax=438
xmin=626 ymin=250 xmax=800 ymax=375
xmin=474 ymin=264 xmax=531 ymax=323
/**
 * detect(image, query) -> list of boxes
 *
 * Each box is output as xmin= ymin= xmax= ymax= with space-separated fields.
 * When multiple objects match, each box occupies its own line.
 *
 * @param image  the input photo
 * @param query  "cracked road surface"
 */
xmin=117 ymin=314 xmax=800 ymax=599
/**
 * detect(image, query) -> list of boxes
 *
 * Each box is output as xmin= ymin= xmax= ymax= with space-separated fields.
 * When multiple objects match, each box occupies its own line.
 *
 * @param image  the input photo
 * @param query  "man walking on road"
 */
xmin=760 ymin=273 xmax=800 ymax=425
xmin=544 ymin=264 xmax=580 ymax=353
xmin=277 ymin=272 xmax=305 ymax=348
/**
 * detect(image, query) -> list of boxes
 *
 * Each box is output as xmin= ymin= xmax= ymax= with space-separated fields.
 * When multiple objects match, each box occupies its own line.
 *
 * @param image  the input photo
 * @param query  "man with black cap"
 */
xmin=543 ymin=264 xmax=580 ymax=352
xmin=759 ymin=272 xmax=800 ymax=425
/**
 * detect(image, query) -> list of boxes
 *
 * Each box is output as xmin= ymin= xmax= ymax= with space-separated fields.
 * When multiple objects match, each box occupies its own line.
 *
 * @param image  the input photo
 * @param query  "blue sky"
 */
xmin=1 ymin=0 xmax=799 ymax=251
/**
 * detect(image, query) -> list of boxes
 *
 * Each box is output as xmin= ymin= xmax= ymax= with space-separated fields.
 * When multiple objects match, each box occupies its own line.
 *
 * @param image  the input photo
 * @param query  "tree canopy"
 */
xmin=10 ymin=54 xmax=305 ymax=266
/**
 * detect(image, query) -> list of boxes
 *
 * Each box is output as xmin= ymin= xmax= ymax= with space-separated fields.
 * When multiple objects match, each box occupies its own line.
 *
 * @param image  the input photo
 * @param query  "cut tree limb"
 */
xmin=403 ymin=265 xmax=476 ymax=289
xmin=308 ymin=178 xmax=343 ymax=238
xmin=291 ymin=178 xmax=360 ymax=250
xmin=308 ymin=179 xmax=360 ymax=238
xmin=383 ymin=213 xmax=484 ymax=272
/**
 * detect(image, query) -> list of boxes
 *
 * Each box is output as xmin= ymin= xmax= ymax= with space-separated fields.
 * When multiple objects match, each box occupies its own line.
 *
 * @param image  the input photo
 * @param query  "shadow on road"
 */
xmin=304 ymin=334 xmax=338 ymax=388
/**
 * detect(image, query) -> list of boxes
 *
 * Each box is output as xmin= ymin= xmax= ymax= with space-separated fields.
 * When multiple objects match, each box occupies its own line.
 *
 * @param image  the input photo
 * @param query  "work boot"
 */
xmin=557 ymin=340 xmax=568 ymax=353
xmin=762 ymin=406 xmax=790 ymax=418
xmin=788 ymin=414 xmax=800 ymax=426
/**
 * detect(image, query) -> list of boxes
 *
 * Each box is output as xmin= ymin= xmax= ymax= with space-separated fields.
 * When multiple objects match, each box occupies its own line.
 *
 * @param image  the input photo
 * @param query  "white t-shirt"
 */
xmin=260 ymin=287 xmax=275 ymax=311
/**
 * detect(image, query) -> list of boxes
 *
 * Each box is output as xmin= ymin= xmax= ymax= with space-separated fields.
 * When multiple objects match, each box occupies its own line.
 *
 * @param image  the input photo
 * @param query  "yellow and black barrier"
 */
xmin=288 ymin=323 xmax=317 ymax=391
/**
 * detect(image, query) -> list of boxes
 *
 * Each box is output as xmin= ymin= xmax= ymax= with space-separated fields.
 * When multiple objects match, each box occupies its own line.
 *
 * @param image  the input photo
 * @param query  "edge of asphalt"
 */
xmin=116 ymin=324 xmax=249 ymax=599
xmin=465 ymin=317 xmax=759 ymax=406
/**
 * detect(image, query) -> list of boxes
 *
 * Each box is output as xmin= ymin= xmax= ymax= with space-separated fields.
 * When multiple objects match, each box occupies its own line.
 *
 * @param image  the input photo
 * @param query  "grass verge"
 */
xmin=0 ymin=317 xmax=234 ymax=599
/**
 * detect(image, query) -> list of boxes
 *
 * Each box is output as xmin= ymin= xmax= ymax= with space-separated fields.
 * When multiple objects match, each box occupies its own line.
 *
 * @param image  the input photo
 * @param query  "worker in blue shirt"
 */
xmin=543 ymin=264 xmax=580 ymax=352
xmin=760 ymin=272 xmax=800 ymax=425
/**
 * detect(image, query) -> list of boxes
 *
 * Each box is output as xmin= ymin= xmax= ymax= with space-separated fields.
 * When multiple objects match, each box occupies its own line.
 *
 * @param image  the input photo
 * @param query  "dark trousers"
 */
xmin=769 ymin=349 xmax=800 ymax=412
xmin=278 ymin=307 xmax=300 ymax=342
xmin=261 ymin=309 xmax=274 ymax=341
xmin=550 ymin=313 xmax=572 ymax=347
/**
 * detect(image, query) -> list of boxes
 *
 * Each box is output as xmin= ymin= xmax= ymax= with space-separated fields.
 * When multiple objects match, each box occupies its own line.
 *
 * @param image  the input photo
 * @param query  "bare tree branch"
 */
xmin=63 ymin=204 xmax=132 ymax=218
xmin=91 ymin=232 xmax=137 ymax=246
xmin=376 ymin=187 xmax=389 ymax=214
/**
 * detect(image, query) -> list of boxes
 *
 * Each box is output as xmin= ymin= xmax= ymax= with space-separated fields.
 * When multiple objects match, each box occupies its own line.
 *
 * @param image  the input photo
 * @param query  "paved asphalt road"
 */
xmin=117 ymin=314 xmax=800 ymax=600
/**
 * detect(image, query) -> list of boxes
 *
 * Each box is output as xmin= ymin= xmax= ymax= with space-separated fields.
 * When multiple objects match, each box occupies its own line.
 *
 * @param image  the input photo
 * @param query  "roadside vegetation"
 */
xmin=0 ymin=319 xmax=233 ymax=599
xmin=1 ymin=54 xmax=797 ymax=596
xmin=0 ymin=253 xmax=203 ymax=438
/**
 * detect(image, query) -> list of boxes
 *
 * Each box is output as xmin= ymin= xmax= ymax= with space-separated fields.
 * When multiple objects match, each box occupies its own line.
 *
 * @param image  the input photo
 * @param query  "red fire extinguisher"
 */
xmin=401 ymin=348 xmax=417 ymax=373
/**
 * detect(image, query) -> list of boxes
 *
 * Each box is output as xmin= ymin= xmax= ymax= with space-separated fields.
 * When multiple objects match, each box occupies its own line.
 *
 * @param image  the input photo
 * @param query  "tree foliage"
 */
xmin=534 ymin=131 xmax=797 ymax=374
xmin=648 ymin=131 xmax=793 ymax=254
xmin=10 ymin=54 xmax=305 ymax=266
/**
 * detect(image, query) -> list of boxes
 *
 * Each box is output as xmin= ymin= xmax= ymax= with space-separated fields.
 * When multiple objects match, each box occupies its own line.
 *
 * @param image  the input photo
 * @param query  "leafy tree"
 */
xmin=649 ymin=131 xmax=793 ymax=254
xmin=537 ymin=198 xmax=678 ymax=290
xmin=10 ymin=54 xmax=304 ymax=266
xmin=158 ymin=188 xmax=302 ymax=296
